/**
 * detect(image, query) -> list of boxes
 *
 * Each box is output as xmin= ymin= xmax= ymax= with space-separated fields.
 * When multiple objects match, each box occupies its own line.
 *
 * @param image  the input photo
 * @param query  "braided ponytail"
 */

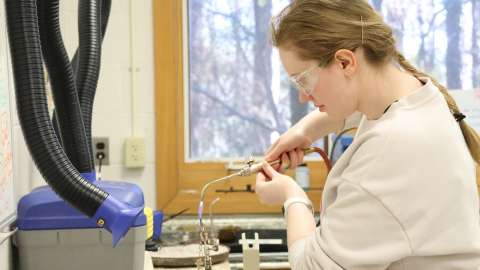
xmin=396 ymin=51 xmax=480 ymax=163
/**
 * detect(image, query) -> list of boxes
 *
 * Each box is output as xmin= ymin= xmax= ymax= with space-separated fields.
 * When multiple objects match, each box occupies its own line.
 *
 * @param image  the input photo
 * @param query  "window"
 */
xmin=187 ymin=0 xmax=318 ymax=161
xmin=371 ymin=0 xmax=479 ymax=90
xmin=155 ymin=0 xmax=480 ymax=213
xmin=187 ymin=0 xmax=480 ymax=161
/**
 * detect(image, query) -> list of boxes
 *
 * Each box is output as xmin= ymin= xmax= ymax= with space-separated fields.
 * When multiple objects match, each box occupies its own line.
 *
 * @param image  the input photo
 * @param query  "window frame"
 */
xmin=153 ymin=0 xmax=328 ymax=214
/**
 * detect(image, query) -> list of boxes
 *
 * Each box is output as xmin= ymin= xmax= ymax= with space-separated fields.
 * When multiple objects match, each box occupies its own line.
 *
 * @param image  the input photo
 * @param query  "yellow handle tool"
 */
xmin=144 ymin=207 xmax=154 ymax=239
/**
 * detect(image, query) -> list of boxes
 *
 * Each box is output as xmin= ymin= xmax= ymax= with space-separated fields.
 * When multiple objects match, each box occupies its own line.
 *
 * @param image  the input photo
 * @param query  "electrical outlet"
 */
xmin=92 ymin=137 xmax=109 ymax=166
xmin=124 ymin=137 xmax=146 ymax=168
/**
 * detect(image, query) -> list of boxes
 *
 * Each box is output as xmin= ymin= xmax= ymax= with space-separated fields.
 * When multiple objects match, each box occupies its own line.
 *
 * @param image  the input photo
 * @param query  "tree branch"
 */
xmin=192 ymin=86 xmax=276 ymax=132
xmin=206 ymin=9 xmax=255 ymax=38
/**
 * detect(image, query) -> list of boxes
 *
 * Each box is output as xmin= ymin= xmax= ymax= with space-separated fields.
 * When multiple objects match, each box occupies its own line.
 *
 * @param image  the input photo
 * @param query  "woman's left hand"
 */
xmin=255 ymin=153 xmax=307 ymax=206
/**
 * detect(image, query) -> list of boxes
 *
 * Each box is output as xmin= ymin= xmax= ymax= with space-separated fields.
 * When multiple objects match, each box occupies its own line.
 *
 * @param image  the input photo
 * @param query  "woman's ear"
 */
xmin=334 ymin=49 xmax=357 ymax=76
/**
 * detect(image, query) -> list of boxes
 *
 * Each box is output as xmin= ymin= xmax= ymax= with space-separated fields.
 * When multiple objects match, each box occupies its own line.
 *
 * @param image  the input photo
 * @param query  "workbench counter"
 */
xmin=146 ymin=251 xmax=291 ymax=270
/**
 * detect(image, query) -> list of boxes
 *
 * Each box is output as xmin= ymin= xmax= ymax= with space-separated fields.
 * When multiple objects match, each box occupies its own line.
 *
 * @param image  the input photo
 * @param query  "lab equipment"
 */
xmin=330 ymin=127 xmax=357 ymax=163
xmin=196 ymin=147 xmax=331 ymax=269
xmin=5 ymin=0 xmax=162 ymax=269
xmin=240 ymin=233 xmax=260 ymax=270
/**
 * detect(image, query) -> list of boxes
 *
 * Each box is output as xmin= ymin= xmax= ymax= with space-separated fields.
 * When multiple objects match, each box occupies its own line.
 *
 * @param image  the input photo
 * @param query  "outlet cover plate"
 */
xmin=92 ymin=137 xmax=109 ymax=166
xmin=124 ymin=137 xmax=146 ymax=168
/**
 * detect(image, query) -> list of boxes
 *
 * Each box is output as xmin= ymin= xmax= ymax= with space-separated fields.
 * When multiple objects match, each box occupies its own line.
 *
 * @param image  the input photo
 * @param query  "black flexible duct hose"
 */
xmin=52 ymin=0 xmax=111 ymax=156
xmin=75 ymin=0 xmax=104 ymax=162
xmin=5 ymin=0 xmax=109 ymax=217
xmin=37 ymin=0 xmax=94 ymax=173
xmin=71 ymin=0 xmax=111 ymax=76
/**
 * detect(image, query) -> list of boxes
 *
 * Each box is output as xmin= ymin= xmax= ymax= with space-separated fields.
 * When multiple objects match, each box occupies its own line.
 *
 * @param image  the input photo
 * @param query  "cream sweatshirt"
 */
xmin=289 ymin=79 xmax=480 ymax=269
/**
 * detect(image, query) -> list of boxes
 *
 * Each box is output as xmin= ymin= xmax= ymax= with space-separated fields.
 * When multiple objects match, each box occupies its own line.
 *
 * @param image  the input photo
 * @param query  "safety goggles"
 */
xmin=289 ymin=65 xmax=320 ymax=96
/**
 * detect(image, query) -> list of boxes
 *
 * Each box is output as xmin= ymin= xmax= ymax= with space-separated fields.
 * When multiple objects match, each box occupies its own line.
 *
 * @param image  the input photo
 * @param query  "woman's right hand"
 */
xmin=264 ymin=127 xmax=313 ymax=172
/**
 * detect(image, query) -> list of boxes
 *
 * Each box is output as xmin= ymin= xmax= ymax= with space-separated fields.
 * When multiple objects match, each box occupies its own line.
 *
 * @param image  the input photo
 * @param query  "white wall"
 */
xmin=2 ymin=1 xmax=156 ymax=269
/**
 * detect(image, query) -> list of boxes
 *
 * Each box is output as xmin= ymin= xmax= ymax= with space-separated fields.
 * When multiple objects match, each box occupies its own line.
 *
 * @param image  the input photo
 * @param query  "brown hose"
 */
xmin=303 ymin=146 xmax=332 ymax=172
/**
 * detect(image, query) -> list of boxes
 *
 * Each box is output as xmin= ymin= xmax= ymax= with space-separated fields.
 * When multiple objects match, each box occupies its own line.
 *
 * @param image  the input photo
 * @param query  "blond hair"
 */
xmin=271 ymin=0 xmax=480 ymax=163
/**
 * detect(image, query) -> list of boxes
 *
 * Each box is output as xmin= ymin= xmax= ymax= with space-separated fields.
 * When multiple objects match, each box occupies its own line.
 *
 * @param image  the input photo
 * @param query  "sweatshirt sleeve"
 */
xmin=288 ymin=181 xmax=412 ymax=270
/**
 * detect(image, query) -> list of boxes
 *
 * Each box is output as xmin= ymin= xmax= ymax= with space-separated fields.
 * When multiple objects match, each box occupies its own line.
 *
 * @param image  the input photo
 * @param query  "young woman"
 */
xmin=255 ymin=1 xmax=480 ymax=269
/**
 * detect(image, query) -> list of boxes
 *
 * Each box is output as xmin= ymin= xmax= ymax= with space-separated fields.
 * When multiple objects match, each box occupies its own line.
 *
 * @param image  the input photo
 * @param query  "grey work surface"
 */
xmin=161 ymin=215 xmax=287 ymax=235
xmin=145 ymin=252 xmax=291 ymax=270
xmin=150 ymin=243 xmax=230 ymax=267
xmin=146 ymin=252 xmax=230 ymax=270
xmin=157 ymin=215 xmax=293 ymax=270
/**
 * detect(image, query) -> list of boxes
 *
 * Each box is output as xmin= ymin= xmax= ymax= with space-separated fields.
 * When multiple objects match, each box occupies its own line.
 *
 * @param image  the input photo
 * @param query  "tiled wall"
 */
xmin=2 ymin=1 xmax=156 ymax=269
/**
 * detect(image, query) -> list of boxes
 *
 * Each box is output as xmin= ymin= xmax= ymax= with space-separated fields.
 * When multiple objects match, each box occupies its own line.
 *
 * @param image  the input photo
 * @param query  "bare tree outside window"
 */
xmin=472 ymin=0 xmax=480 ymax=88
xmin=188 ymin=0 xmax=292 ymax=160
xmin=187 ymin=0 xmax=480 ymax=160
xmin=444 ymin=0 xmax=463 ymax=89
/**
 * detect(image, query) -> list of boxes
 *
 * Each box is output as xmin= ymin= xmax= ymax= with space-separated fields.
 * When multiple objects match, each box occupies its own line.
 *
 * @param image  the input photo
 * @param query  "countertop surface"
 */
xmin=161 ymin=215 xmax=287 ymax=233
xmin=145 ymin=252 xmax=291 ymax=270
xmin=154 ymin=215 xmax=296 ymax=269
